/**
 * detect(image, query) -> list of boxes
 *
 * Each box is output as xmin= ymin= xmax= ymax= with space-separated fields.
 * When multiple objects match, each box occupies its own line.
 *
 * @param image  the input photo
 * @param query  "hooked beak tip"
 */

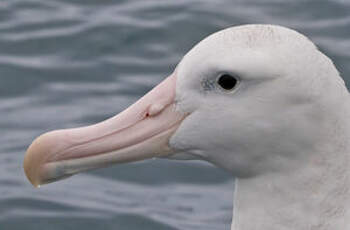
xmin=24 ymin=132 xmax=58 ymax=187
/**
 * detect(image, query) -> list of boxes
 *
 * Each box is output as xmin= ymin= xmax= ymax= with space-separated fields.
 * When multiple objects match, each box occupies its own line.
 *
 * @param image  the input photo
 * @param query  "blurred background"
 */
xmin=0 ymin=0 xmax=349 ymax=229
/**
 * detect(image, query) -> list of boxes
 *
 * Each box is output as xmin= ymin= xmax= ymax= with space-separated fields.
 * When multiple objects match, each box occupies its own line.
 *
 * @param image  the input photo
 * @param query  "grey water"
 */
xmin=0 ymin=0 xmax=349 ymax=229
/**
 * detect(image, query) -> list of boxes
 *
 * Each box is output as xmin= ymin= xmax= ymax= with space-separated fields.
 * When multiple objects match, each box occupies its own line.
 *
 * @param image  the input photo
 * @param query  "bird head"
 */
xmin=24 ymin=24 xmax=346 ymax=187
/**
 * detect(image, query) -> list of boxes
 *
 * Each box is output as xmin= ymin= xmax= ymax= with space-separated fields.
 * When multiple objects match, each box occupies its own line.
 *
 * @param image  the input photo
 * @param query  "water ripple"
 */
xmin=0 ymin=0 xmax=349 ymax=229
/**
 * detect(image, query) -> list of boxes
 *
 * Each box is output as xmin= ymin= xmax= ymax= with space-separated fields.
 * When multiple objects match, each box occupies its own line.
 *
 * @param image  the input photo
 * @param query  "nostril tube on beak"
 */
xmin=147 ymin=103 xmax=166 ymax=117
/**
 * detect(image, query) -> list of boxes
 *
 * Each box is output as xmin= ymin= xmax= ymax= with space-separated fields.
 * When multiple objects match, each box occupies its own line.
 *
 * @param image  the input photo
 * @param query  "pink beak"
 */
xmin=23 ymin=73 xmax=186 ymax=187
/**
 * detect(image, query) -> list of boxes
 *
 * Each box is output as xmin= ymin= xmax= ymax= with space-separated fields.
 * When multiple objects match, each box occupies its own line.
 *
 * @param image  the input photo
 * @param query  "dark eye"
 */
xmin=217 ymin=74 xmax=238 ymax=91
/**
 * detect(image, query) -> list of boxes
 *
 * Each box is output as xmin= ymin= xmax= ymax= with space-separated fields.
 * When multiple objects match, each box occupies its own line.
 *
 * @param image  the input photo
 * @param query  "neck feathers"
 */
xmin=231 ymin=103 xmax=350 ymax=230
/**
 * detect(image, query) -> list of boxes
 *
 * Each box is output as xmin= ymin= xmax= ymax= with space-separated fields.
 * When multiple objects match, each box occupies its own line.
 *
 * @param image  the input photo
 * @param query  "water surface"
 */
xmin=0 ymin=0 xmax=349 ymax=229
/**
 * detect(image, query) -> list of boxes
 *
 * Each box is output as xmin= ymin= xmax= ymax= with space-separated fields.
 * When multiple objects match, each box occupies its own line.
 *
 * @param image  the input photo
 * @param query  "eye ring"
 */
xmin=216 ymin=74 xmax=239 ymax=91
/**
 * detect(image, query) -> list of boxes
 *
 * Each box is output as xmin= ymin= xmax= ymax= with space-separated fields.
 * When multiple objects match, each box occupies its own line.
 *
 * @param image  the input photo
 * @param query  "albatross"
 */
xmin=24 ymin=24 xmax=350 ymax=230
